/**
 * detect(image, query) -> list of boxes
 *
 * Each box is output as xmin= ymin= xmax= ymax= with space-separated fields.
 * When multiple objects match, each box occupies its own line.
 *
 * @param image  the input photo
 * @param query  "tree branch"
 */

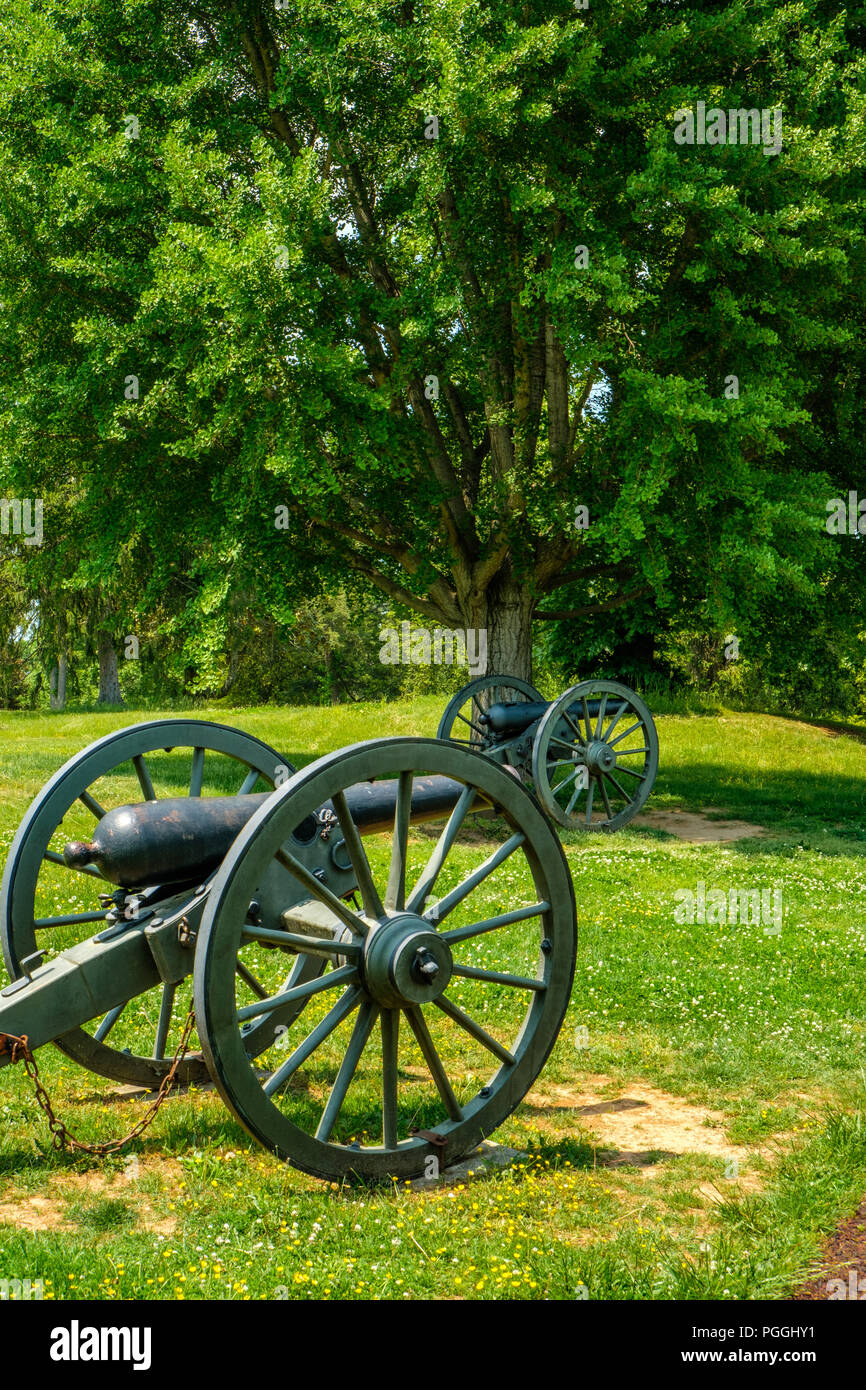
xmin=534 ymin=586 xmax=652 ymax=620
xmin=540 ymin=561 xmax=636 ymax=593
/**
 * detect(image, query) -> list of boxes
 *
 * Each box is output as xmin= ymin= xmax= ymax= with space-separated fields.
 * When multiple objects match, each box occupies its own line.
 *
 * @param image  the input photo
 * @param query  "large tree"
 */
xmin=0 ymin=0 xmax=864 ymax=682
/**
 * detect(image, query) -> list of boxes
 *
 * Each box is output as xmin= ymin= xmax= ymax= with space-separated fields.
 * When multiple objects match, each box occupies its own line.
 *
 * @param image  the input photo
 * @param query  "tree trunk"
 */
xmin=216 ymin=649 xmax=241 ymax=698
xmin=471 ymin=574 xmax=536 ymax=683
xmin=49 ymin=654 xmax=67 ymax=710
xmin=97 ymin=632 xmax=124 ymax=704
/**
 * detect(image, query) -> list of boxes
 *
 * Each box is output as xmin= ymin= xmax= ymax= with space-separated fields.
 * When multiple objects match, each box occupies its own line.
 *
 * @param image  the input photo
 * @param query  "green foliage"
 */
xmin=0 ymin=0 xmax=862 ymax=687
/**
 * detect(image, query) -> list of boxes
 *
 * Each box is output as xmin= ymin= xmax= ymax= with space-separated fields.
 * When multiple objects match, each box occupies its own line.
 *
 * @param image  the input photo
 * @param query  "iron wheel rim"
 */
xmin=532 ymin=681 xmax=659 ymax=831
xmin=0 ymin=719 xmax=303 ymax=1088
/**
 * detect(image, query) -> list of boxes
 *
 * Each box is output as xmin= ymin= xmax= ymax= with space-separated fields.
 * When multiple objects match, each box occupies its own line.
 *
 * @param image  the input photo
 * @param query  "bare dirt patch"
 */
xmin=0 ymin=1194 xmax=73 ymax=1233
xmin=523 ymin=1075 xmax=764 ymax=1189
xmin=631 ymin=808 xmax=768 ymax=842
xmin=0 ymin=1156 xmax=180 ymax=1235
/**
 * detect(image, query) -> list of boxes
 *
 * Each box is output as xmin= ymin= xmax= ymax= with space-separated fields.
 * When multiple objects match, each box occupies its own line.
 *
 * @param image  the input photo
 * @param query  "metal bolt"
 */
xmin=246 ymin=900 xmax=262 ymax=923
xmin=479 ymin=1086 xmax=490 ymax=1097
xmin=541 ymin=938 xmax=552 ymax=954
xmin=312 ymin=869 xmax=326 ymax=883
xmin=412 ymin=946 xmax=440 ymax=983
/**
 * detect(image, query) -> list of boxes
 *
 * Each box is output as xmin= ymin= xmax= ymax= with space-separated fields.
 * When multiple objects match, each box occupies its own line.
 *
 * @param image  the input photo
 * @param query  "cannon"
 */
xmin=437 ymin=675 xmax=659 ymax=831
xmin=0 ymin=721 xmax=575 ymax=1181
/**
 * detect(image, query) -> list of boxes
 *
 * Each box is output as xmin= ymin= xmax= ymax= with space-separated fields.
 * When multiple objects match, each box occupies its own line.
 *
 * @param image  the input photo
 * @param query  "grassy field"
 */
xmin=0 ymin=697 xmax=865 ymax=1301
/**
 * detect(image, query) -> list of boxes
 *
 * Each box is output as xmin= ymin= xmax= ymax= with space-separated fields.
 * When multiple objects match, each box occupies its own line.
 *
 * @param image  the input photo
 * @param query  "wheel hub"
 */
xmin=584 ymin=739 xmax=616 ymax=775
xmin=362 ymin=913 xmax=453 ymax=1008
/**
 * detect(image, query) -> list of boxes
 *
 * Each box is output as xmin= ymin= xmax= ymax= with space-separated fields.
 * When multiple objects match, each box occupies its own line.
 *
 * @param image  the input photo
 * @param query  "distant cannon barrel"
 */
xmin=63 ymin=775 xmax=476 ymax=891
xmin=480 ymin=698 xmax=627 ymax=737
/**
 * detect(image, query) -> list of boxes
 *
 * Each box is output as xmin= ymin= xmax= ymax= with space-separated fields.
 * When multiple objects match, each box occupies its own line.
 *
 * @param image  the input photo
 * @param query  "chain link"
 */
xmin=0 ymin=1006 xmax=198 ymax=1156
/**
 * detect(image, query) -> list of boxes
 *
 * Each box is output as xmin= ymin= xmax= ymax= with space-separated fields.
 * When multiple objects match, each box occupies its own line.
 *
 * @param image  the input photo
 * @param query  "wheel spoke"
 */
xmin=385 ymin=770 xmax=413 ymax=910
xmin=406 ymin=783 xmax=477 ymax=913
xmin=275 ymin=848 xmax=370 ymax=938
xmin=594 ymin=692 xmax=608 ymax=740
xmin=236 ymin=962 xmax=357 ymax=1023
xmin=425 ymin=832 xmax=526 ymax=925
xmin=433 ymin=995 xmax=515 ymax=1066
xmin=263 ymin=987 xmax=361 ymax=1096
xmin=450 ymin=963 xmax=546 ymax=991
xmin=133 ymin=755 xmax=156 ymax=801
xmin=562 ymin=708 xmax=585 ymax=743
xmin=609 ymin=720 xmax=643 ymax=748
xmin=550 ymin=733 xmax=584 ymax=753
xmin=332 ymin=790 xmax=383 ymax=920
xmin=189 ymin=747 xmax=205 ymax=797
xmin=441 ymin=900 xmax=550 ymax=947
xmin=153 ymin=983 xmax=176 ymax=1060
xmin=93 ymin=1001 xmax=127 ymax=1043
xmin=242 ymin=925 xmax=362 ymax=958
xmin=553 ymin=766 xmax=581 ymax=795
xmin=600 ymin=778 xmax=614 ymax=819
xmin=455 ymin=711 xmax=485 ymax=737
xmin=564 ymin=778 xmax=587 ymax=814
xmin=79 ymin=789 xmax=106 ymax=820
xmin=604 ymin=770 xmax=634 ymax=804
xmin=581 ymin=696 xmax=593 ymax=743
xmin=403 ymin=1005 xmax=462 ymax=1121
xmin=602 ymin=701 xmax=628 ymax=741
xmin=584 ymin=778 xmax=596 ymax=825
xmin=315 ymin=1001 xmax=379 ymax=1143
xmin=616 ymin=765 xmax=647 ymax=781
xmin=34 ymin=910 xmax=109 ymax=928
xmin=381 ymin=1009 xmax=399 ymax=1148
xmin=236 ymin=959 xmax=269 ymax=1000
xmin=238 ymin=767 xmax=261 ymax=795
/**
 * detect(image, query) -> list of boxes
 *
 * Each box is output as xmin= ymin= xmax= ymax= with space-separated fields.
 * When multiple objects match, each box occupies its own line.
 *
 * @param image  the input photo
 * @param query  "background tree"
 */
xmin=0 ymin=0 xmax=863 ymax=690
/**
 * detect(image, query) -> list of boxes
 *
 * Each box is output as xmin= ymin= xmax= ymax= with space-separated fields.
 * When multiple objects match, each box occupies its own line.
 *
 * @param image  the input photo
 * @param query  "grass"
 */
xmin=0 ymin=697 xmax=865 ymax=1300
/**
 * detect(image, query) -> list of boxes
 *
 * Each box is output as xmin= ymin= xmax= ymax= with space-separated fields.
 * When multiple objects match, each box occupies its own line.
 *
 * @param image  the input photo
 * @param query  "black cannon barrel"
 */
xmin=481 ymin=698 xmax=627 ymax=737
xmin=62 ymin=776 xmax=474 ymax=890
xmin=63 ymin=794 xmax=272 ymax=889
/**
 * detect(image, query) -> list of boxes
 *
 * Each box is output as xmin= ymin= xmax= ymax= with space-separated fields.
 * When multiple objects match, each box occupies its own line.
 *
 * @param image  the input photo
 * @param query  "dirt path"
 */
xmin=631 ymin=808 xmax=769 ymax=842
xmin=793 ymin=1199 xmax=866 ymax=1300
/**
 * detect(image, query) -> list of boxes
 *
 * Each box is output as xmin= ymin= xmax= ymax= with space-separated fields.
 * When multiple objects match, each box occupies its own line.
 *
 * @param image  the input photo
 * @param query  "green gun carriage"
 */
xmin=438 ymin=674 xmax=659 ymax=832
xmin=0 ymin=679 xmax=656 ymax=1182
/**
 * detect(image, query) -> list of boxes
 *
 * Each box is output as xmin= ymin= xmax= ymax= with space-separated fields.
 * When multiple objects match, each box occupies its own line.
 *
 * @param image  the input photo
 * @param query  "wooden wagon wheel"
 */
xmin=436 ymin=674 xmax=545 ymax=776
xmin=194 ymin=737 xmax=577 ymax=1181
xmin=531 ymin=680 xmax=659 ymax=831
xmin=0 ymin=720 xmax=322 ymax=1089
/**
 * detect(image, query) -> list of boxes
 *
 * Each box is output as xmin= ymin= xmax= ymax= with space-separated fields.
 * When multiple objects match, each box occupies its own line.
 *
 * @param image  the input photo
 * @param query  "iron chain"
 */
xmin=0 ymin=1006 xmax=198 ymax=1156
